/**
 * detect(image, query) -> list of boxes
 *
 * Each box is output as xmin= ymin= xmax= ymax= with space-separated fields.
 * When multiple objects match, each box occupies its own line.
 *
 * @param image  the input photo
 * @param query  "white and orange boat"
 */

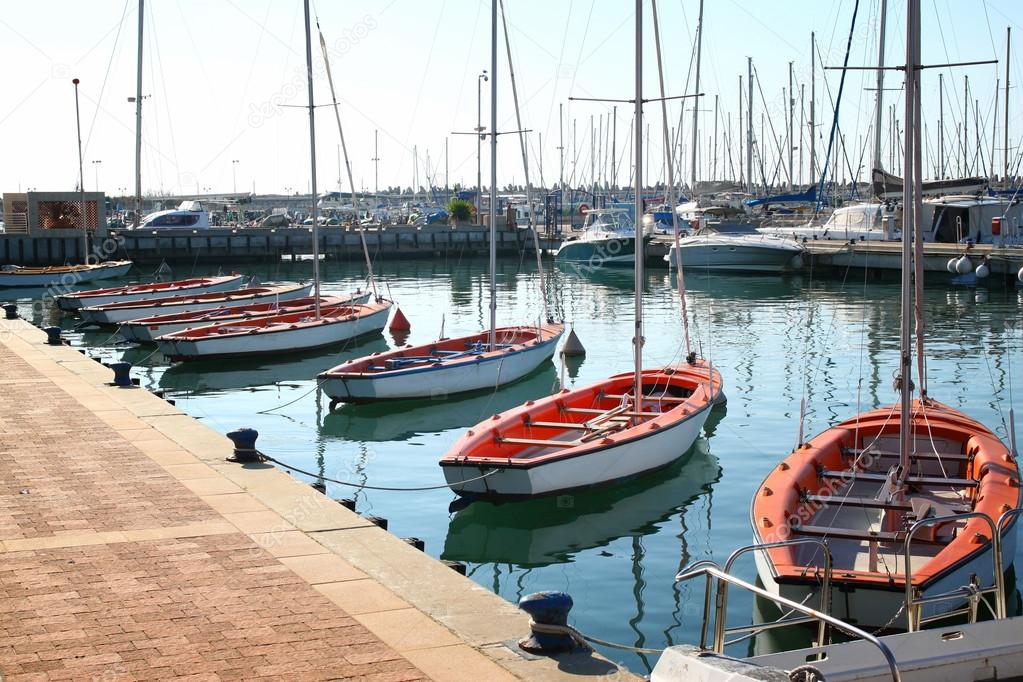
xmin=752 ymin=7 xmax=1019 ymax=632
xmin=56 ymin=274 xmax=244 ymax=311
xmin=440 ymin=364 xmax=722 ymax=499
xmin=78 ymin=282 xmax=313 ymax=325
xmin=119 ymin=292 xmax=367 ymax=343
xmin=319 ymin=323 xmax=563 ymax=404
xmin=752 ymin=400 xmax=1019 ymax=629
xmin=155 ymin=300 xmax=392 ymax=361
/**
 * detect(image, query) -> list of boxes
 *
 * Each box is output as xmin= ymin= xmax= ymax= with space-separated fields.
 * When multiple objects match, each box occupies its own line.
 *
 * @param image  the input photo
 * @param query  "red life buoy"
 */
xmin=578 ymin=203 xmax=590 ymax=215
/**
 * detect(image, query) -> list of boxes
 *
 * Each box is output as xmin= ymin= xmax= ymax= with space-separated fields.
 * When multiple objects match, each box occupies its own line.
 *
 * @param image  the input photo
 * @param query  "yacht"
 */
xmin=666 ymin=221 xmax=805 ymax=273
xmin=137 ymin=200 xmax=211 ymax=229
xmin=555 ymin=207 xmax=646 ymax=267
xmin=758 ymin=202 xmax=900 ymax=242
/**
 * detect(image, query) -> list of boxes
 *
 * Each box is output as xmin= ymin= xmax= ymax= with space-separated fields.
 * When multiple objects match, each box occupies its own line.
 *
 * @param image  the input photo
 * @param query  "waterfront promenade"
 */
xmin=0 ymin=318 xmax=627 ymax=681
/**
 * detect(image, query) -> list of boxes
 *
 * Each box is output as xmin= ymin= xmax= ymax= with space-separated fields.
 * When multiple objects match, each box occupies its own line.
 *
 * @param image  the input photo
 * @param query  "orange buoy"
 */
xmin=389 ymin=306 xmax=411 ymax=331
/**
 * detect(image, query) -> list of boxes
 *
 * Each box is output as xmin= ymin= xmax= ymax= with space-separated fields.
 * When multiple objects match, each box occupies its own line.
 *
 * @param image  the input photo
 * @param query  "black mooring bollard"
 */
xmin=3 ymin=304 xmax=18 ymax=320
xmin=226 ymin=427 xmax=260 ymax=463
xmin=518 ymin=591 xmax=583 ymax=654
xmin=402 ymin=537 xmax=425 ymax=552
xmin=338 ymin=498 xmax=356 ymax=511
xmin=364 ymin=515 xmax=388 ymax=530
xmin=43 ymin=326 xmax=63 ymax=345
xmin=109 ymin=361 xmax=133 ymax=387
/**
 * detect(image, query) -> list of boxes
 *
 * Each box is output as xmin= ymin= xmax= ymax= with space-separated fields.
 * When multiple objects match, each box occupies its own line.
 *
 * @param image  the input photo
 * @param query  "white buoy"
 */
xmin=560 ymin=325 xmax=585 ymax=357
xmin=1018 ymin=265 xmax=1023 ymax=283
xmin=946 ymin=258 xmax=958 ymax=273
xmin=975 ymin=261 xmax=990 ymax=279
xmin=789 ymin=254 xmax=805 ymax=270
xmin=975 ymin=289 xmax=989 ymax=304
xmin=954 ymin=255 xmax=973 ymax=274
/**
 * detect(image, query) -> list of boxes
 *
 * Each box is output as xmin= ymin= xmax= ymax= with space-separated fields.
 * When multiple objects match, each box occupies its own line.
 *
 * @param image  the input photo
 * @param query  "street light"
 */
xmin=91 ymin=160 xmax=102 ymax=191
xmin=476 ymin=70 xmax=488 ymax=221
xmin=232 ymin=159 xmax=239 ymax=194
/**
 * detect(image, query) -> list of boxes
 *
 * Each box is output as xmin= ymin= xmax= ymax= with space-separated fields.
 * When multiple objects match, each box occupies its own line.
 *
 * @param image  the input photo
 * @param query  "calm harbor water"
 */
xmin=11 ymin=257 xmax=1023 ymax=674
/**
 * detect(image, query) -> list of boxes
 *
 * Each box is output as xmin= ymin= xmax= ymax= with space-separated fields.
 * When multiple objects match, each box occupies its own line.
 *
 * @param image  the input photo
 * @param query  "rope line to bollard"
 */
xmin=527 ymin=620 xmax=663 ymax=655
xmin=246 ymin=450 xmax=499 ymax=491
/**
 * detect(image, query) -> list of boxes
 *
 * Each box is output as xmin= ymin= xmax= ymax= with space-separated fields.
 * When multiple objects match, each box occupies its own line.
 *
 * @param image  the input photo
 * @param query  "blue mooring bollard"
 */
xmin=3 ymin=304 xmax=17 ymax=320
xmin=109 ymin=361 xmax=133 ymax=387
xmin=518 ymin=591 xmax=584 ymax=654
xmin=226 ymin=427 xmax=260 ymax=463
xmin=43 ymin=326 xmax=63 ymax=345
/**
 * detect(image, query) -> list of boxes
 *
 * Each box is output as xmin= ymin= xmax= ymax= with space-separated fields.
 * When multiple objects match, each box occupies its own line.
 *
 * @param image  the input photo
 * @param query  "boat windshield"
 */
xmin=583 ymin=210 xmax=635 ymax=233
xmin=824 ymin=204 xmax=881 ymax=230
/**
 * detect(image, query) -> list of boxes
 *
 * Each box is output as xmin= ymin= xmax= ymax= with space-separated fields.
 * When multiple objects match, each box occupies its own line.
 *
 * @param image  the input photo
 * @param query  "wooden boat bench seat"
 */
xmin=843 ymin=447 xmax=971 ymax=463
xmin=819 ymin=470 xmax=978 ymax=488
xmin=791 ymin=524 xmax=944 ymax=545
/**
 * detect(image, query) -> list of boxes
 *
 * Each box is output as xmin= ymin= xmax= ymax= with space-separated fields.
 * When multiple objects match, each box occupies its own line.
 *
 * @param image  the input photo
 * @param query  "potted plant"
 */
xmin=446 ymin=198 xmax=475 ymax=228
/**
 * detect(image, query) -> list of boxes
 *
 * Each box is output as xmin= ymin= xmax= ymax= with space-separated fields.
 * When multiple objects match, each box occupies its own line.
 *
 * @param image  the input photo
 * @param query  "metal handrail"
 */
xmin=722 ymin=539 xmax=833 ymax=654
xmin=903 ymin=511 xmax=1003 ymax=631
xmin=997 ymin=506 xmax=1023 ymax=577
xmin=676 ymin=562 xmax=902 ymax=682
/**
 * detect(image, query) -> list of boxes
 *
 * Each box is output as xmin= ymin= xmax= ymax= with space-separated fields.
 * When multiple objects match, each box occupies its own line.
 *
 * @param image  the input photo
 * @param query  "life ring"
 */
xmin=578 ymin=203 xmax=590 ymax=215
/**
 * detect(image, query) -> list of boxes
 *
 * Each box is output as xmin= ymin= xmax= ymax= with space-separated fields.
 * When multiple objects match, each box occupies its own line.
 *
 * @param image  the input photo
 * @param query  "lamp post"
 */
xmin=91 ymin=160 xmax=102 ymax=191
xmin=476 ymin=70 xmax=488 ymax=221
xmin=232 ymin=159 xmax=239 ymax=194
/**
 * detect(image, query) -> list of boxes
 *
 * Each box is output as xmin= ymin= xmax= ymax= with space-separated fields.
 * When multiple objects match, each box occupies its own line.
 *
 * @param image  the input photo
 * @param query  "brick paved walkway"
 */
xmin=0 ymin=344 xmax=428 ymax=681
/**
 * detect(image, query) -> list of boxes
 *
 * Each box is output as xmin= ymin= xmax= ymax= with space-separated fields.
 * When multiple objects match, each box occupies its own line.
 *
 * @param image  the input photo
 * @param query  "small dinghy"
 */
xmin=156 ymin=300 xmax=392 ymax=361
xmin=56 ymin=274 xmax=245 ymax=311
xmin=78 ymin=282 xmax=313 ymax=326
xmin=319 ymin=322 xmax=564 ymax=404
xmin=439 ymin=364 xmax=723 ymax=499
xmin=119 ymin=291 xmax=367 ymax=343
xmin=0 ymin=260 xmax=133 ymax=288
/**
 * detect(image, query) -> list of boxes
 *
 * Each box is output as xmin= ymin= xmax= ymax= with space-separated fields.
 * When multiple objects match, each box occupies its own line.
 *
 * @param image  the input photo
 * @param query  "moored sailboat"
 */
xmin=56 ymin=274 xmax=245 ymax=310
xmin=439 ymin=0 xmax=723 ymax=500
xmin=0 ymin=261 xmax=133 ymax=288
xmin=751 ymin=0 xmax=1020 ymax=631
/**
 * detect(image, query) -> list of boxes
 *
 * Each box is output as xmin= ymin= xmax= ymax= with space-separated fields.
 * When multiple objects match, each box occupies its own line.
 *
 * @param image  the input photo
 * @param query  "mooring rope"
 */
xmin=526 ymin=620 xmax=663 ymax=655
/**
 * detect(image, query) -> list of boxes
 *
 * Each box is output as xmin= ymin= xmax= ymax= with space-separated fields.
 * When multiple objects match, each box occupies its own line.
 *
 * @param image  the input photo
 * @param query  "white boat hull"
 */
xmin=667 ymin=239 xmax=804 ymax=273
xmin=321 ymin=331 xmax=562 ymax=402
xmin=0 ymin=261 xmax=132 ymax=288
xmin=752 ymin=518 xmax=1019 ymax=630
xmin=120 ymin=291 xmax=368 ymax=343
xmin=81 ymin=284 xmax=312 ymax=325
xmin=156 ymin=305 xmax=390 ymax=360
xmin=441 ymin=401 xmax=712 ymax=498
xmin=58 ymin=275 xmax=245 ymax=310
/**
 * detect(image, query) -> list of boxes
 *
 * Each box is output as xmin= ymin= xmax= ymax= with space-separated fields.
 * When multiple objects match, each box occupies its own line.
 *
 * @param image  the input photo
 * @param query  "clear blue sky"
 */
xmin=1 ymin=0 xmax=1020 ymax=197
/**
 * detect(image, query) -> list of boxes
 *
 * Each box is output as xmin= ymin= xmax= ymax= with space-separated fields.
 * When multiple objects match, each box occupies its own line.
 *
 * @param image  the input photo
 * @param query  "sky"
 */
xmin=1 ymin=0 xmax=1020 ymax=198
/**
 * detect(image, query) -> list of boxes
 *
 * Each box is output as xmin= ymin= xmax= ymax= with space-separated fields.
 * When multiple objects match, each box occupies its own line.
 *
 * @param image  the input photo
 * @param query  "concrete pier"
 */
xmin=0 ymin=319 xmax=634 ymax=681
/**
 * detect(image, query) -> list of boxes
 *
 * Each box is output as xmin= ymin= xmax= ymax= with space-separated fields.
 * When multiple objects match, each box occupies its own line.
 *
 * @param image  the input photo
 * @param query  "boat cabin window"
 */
xmin=583 ymin=211 xmax=635 ymax=232
xmin=146 ymin=213 xmax=201 ymax=227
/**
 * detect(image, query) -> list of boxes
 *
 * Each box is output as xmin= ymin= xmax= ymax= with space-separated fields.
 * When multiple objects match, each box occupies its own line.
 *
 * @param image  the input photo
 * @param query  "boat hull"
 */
xmin=320 ymin=326 xmax=563 ymax=403
xmin=0 ymin=261 xmax=132 ymax=288
xmin=441 ymin=400 xmax=713 ymax=498
xmin=80 ymin=284 xmax=313 ymax=325
xmin=120 ymin=292 xmax=368 ymax=343
xmin=667 ymin=240 xmax=803 ymax=273
xmin=555 ymin=237 xmax=637 ymax=266
xmin=57 ymin=275 xmax=245 ymax=310
xmin=156 ymin=304 xmax=391 ymax=361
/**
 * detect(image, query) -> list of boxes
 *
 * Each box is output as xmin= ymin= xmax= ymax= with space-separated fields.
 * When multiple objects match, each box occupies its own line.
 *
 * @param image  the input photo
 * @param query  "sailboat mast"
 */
xmin=873 ymin=0 xmax=887 ymax=172
xmin=690 ymin=0 xmax=704 ymax=193
xmin=133 ymin=0 xmax=144 ymax=229
xmin=747 ymin=57 xmax=754 ymax=194
xmin=488 ymin=0 xmax=498 ymax=349
xmin=650 ymin=0 xmax=691 ymax=358
xmin=498 ymin=0 xmax=548 ymax=321
xmin=73 ymin=79 xmax=88 ymax=262
xmin=302 ymin=0 xmax=321 ymax=318
xmin=810 ymin=32 xmax=816 ymax=182
xmin=898 ymin=0 xmax=921 ymax=481
xmin=1005 ymin=27 xmax=1011 ymax=181
xmin=632 ymin=0 xmax=644 ymax=409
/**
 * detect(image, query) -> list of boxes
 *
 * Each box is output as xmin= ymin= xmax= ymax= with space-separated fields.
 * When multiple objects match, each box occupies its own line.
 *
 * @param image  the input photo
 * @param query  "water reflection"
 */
xmin=320 ymin=364 xmax=559 ymax=443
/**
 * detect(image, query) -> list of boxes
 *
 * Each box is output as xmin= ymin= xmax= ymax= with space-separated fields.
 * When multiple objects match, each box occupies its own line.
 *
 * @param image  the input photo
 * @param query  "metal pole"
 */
xmin=133 ymin=0 xmax=144 ymax=229
xmin=372 ymin=129 xmax=379 ymax=197
xmin=874 ymin=0 xmax=887 ymax=172
xmin=690 ymin=0 xmax=704 ymax=192
xmin=488 ymin=0 xmax=497 ymax=350
xmin=632 ymin=0 xmax=644 ymax=417
xmin=810 ymin=32 xmax=816 ymax=182
xmin=788 ymin=61 xmax=794 ymax=188
xmin=963 ymin=75 xmax=969 ymax=175
xmin=1006 ymin=27 xmax=1012 ymax=182
xmin=73 ymin=79 xmax=88 ymax=263
xmin=302 ymin=0 xmax=320 ymax=319
xmin=939 ymin=73 xmax=944 ymax=178
xmin=558 ymin=102 xmax=565 ymax=191
xmin=738 ymin=76 xmax=743 ymax=186
xmin=747 ymin=57 xmax=754 ymax=194
xmin=612 ymin=105 xmax=617 ymax=188
xmin=477 ymin=73 xmax=485 ymax=221
xmin=713 ymin=94 xmax=719 ymax=182
xmin=799 ymin=84 xmax=805 ymax=185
